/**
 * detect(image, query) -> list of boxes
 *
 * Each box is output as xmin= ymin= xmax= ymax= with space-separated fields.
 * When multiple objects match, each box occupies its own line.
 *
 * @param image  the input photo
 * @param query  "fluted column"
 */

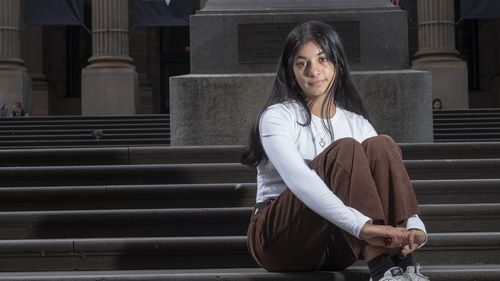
xmin=0 ymin=0 xmax=31 ymax=115
xmin=413 ymin=0 xmax=459 ymax=60
xmin=87 ymin=0 xmax=133 ymax=67
xmin=412 ymin=0 xmax=468 ymax=109
xmin=81 ymin=0 xmax=138 ymax=115
xmin=0 ymin=0 xmax=25 ymax=69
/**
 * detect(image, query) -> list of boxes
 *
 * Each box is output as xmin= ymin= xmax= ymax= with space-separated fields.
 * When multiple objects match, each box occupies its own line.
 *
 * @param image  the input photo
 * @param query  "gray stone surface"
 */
xmin=201 ymin=0 xmax=393 ymax=12
xmin=170 ymin=70 xmax=432 ymax=146
xmin=0 ymin=69 xmax=32 ymax=115
xmin=412 ymin=59 xmax=468 ymax=109
xmin=81 ymin=68 xmax=138 ymax=115
xmin=191 ymin=7 xmax=408 ymax=74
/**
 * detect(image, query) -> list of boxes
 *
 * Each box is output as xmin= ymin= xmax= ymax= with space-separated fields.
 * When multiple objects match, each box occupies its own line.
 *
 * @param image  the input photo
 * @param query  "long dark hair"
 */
xmin=241 ymin=21 xmax=369 ymax=167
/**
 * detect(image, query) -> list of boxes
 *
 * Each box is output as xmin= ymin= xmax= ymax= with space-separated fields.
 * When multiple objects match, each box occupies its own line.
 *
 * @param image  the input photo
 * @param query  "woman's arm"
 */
xmin=260 ymin=107 xmax=371 ymax=238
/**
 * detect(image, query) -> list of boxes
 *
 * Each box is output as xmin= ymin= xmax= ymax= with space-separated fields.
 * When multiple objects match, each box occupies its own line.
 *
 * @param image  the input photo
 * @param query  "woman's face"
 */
xmin=293 ymin=41 xmax=336 ymax=100
xmin=433 ymin=100 xmax=441 ymax=110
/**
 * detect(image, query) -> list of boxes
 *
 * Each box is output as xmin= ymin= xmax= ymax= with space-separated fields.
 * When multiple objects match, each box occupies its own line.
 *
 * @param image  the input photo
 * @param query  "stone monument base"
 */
xmin=0 ymin=69 xmax=31 ymax=115
xmin=413 ymin=59 xmax=469 ymax=109
xmin=170 ymin=70 xmax=432 ymax=145
xmin=81 ymin=67 xmax=138 ymax=115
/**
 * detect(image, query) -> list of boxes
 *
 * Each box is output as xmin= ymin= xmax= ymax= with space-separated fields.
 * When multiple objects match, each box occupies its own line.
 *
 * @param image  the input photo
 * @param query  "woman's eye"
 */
xmin=295 ymin=61 xmax=307 ymax=68
xmin=319 ymin=57 xmax=327 ymax=63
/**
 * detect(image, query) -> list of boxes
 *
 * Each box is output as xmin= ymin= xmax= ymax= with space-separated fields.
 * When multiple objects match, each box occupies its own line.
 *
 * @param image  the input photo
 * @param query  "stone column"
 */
xmin=22 ymin=26 xmax=48 ymax=116
xmin=412 ymin=0 xmax=468 ymax=109
xmin=81 ymin=0 xmax=138 ymax=115
xmin=0 ymin=0 xmax=31 ymax=115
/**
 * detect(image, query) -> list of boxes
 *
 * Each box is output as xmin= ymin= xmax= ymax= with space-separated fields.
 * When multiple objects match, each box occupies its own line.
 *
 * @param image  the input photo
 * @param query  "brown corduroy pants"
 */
xmin=247 ymin=135 xmax=420 ymax=272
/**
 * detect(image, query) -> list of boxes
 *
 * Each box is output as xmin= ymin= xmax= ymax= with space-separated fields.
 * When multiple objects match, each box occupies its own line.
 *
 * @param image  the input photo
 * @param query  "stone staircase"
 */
xmin=0 ymin=115 xmax=170 ymax=148
xmin=0 ymin=143 xmax=499 ymax=280
xmin=434 ymin=109 xmax=500 ymax=142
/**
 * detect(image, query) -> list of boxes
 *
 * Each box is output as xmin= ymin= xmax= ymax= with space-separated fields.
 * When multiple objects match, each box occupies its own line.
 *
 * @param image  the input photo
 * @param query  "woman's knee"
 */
xmin=363 ymin=135 xmax=396 ymax=147
xmin=363 ymin=135 xmax=400 ymax=153
xmin=320 ymin=137 xmax=363 ymax=163
xmin=328 ymin=137 xmax=362 ymax=153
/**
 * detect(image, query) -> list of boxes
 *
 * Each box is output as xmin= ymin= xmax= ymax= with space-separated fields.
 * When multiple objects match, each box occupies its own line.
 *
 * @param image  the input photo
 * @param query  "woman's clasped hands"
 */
xmin=360 ymin=223 xmax=427 ymax=257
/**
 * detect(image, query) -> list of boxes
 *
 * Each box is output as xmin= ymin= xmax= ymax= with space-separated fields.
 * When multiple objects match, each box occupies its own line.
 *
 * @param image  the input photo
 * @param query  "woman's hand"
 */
xmin=400 ymin=229 xmax=426 ymax=257
xmin=359 ymin=223 xmax=408 ymax=248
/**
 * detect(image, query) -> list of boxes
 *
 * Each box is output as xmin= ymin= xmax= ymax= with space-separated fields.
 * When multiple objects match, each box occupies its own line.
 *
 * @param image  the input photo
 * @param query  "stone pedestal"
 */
xmin=171 ymin=0 xmax=433 ymax=145
xmin=0 ymin=70 xmax=31 ymax=114
xmin=191 ymin=1 xmax=408 ymax=73
xmin=411 ymin=0 xmax=468 ymax=109
xmin=30 ymin=74 xmax=49 ymax=116
xmin=170 ymin=70 xmax=432 ymax=145
xmin=22 ymin=26 xmax=48 ymax=116
xmin=413 ymin=59 xmax=468 ymax=109
xmin=82 ymin=68 xmax=138 ymax=115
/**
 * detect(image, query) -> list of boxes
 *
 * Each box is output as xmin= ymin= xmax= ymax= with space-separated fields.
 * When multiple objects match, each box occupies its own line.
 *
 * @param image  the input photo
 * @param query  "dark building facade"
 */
xmin=0 ymin=0 xmax=499 ymax=116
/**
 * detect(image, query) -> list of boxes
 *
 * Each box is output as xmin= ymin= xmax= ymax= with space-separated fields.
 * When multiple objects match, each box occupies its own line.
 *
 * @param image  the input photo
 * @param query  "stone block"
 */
xmin=412 ymin=59 xmax=468 ymax=109
xmin=190 ymin=8 xmax=408 ymax=73
xmin=170 ymin=70 xmax=432 ymax=145
xmin=81 ymin=68 xmax=138 ymax=115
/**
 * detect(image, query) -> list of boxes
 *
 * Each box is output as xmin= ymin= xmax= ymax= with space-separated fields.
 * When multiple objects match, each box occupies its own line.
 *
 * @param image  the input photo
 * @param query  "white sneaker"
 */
xmin=369 ymin=266 xmax=408 ymax=281
xmin=404 ymin=264 xmax=429 ymax=281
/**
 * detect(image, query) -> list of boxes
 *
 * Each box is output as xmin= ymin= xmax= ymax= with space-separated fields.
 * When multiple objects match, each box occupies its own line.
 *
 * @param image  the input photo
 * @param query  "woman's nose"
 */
xmin=307 ymin=62 xmax=320 ymax=76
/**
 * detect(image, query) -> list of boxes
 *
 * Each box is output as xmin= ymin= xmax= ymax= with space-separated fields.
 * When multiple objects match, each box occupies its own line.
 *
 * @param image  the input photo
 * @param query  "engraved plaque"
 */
xmin=238 ymin=22 xmax=360 ymax=64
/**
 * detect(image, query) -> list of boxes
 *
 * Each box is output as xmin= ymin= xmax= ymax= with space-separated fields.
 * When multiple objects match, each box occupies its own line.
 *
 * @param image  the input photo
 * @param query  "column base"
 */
xmin=412 ymin=58 xmax=469 ymax=109
xmin=31 ymin=74 xmax=49 ymax=116
xmin=0 ymin=69 xmax=32 ymax=115
xmin=81 ymin=67 xmax=138 ymax=115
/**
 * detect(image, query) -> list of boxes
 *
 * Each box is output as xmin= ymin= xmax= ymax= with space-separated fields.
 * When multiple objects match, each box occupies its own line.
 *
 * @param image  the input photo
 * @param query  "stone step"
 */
xmin=433 ymin=108 xmax=500 ymax=115
xmin=0 ymin=208 xmax=251 ymax=239
xmin=421 ymin=203 xmax=500 ymax=232
xmin=0 ymin=146 xmax=244 ymax=166
xmin=0 ymin=183 xmax=256 ymax=211
xmin=0 ymin=123 xmax=170 ymax=131
xmin=0 ymin=114 xmax=171 ymax=147
xmin=399 ymin=142 xmax=500 ymax=159
xmin=0 ymin=236 xmax=255 ymax=271
xmin=434 ymin=127 xmax=500 ymax=133
xmin=0 ymin=164 xmax=256 ymax=187
xmin=0 ymin=204 xmax=498 ymax=239
xmin=404 ymin=159 xmax=500 ymax=179
xmin=0 ymin=266 xmax=499 ymax=281
xmin=433 ymin=117 xmax=500 ymax=123
xmin=1 ymin=142 xmax=499 ymax=166
xmin=0 ymin=179 xmax=498 ymax=211
xmin=432 ymin=108 xmax=500 ymax=143
xmin=1 ymin=159 xmax=498 ymax=187
xmin=0 ymin=268 xmax=368 ymax=281
xmin=0 ymin=128 xmax=170 ymax=136
xmin=434 ymin=132 xmax=500 ymax=139
xmin=0 ymin=122 xmax=169 ymax=129
xmin=434 ymin=122 xmax=500 ymax=130
xmin=0 ymin=233 xmax=498 ymax=271
xmin=415 ymin=232 xmax=500 ymax=265
xmin=0 ymin=114 xmax=169 ymax=123
xmin=434 ymin=138 xmax=500 ymax=142
xmin=413 ymin=179 xmax=500 ymax=204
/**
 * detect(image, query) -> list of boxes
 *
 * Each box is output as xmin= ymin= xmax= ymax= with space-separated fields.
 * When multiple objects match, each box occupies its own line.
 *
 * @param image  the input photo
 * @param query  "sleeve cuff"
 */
xmin=406 ymin=214 xmax=428 ymax=248
xmin=350 ymin=207 xmax=373 ymax=239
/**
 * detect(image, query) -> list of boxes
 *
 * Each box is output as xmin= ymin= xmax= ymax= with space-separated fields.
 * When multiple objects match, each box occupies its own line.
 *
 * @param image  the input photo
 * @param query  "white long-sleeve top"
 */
xmin=256 ymin=101 xmax=426 ymax=239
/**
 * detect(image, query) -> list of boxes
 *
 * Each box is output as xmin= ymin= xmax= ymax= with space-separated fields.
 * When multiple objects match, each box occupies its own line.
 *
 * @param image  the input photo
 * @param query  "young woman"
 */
xmin=241 ymin=21 xmax=429 ymax=281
